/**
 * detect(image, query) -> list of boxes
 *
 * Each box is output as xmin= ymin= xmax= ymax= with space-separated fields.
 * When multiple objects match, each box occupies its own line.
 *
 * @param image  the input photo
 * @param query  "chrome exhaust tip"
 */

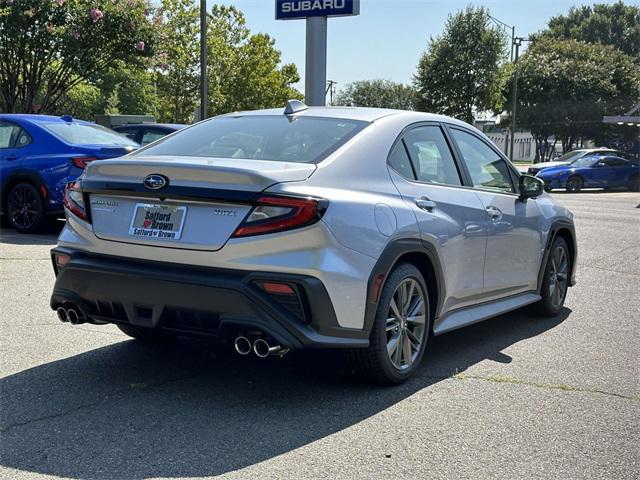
xmin=234 ymin=336 xmax=252 ymax=355
xmin=67 ymin=308 xmax=83 ymax=325
xmin=56 ymin=307 xmax=68 ymax=323
xmin=253 ymin=338 xmax=283 ymax=358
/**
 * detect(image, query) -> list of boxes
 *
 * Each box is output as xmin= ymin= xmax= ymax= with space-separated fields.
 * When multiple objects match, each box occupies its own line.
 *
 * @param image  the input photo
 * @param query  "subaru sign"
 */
xmin=276 ymin=0 xmax=360 ymax=20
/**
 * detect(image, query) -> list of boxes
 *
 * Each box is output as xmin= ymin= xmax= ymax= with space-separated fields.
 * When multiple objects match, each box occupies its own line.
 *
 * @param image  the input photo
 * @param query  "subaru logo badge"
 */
xmin=143 ymin=174 xmax=168 ymax=190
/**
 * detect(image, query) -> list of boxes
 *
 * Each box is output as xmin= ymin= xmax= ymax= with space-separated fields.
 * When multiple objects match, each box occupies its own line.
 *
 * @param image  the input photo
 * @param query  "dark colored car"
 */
xmin=527 ymin=148 xmax=633 ymax=175
xmin=113 ymin=123 xmax=185 ymax=146
xmin=536 ymin=154 xmax=640 ymax=192
xmin=0 ymin=114 xmax=139 ymax=233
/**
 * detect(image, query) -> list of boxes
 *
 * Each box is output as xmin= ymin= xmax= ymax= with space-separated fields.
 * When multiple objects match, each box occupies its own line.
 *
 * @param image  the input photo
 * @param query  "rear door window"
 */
xmin=403 ymin=126 xmax=462 ymax=186
xmin=141 ymin=129 xmax=168 ymax=145
xmin=601 ymin=157 xmax=628 ymax=167
xmin=0 ymin=121 xmax=31 ymax=149
xmin=116 ymin=127 xmax=139 ymax=142
xmin=388 ymin=141 xmax=415 ymax=179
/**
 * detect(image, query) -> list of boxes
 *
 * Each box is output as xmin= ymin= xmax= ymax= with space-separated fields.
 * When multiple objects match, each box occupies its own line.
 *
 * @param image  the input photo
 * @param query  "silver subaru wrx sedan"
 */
xmin=50 ymin=101 xmax=576 ymax=384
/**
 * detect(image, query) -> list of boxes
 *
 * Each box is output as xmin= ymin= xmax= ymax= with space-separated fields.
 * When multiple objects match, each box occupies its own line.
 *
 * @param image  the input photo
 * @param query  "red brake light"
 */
xmin=232 ymin=195 xmax=326 ymax=238
xmin=63 ymin=180 xmax=89 ymax=221
xmin=71 ymin=156 xmax=97 ymax=169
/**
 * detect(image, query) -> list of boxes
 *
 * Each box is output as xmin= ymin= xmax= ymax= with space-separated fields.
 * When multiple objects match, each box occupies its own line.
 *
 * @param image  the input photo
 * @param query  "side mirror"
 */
xmin=518 ymin=174 xmax=544 ymax=200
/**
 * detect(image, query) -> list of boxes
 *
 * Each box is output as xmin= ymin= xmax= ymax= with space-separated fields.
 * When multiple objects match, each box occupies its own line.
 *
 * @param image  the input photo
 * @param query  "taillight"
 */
xmin=232 ymin=195 xmax=327 ymax=238
xmin=63 ymin=180 xmax=89 ymax=221
xmin=71 ymin=156 xmax=97 ymax=169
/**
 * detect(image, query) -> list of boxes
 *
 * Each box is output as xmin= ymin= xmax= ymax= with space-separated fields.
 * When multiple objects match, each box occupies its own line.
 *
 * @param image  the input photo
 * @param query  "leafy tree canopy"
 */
xmin=150 ymin=3 xmax=301 ymax=123
xmin=507 ymin=38 xmax=640 ymax=155
xmin=334 ymin=79 xmax=416 ymax=110
xmin=0 ymin=0 xmax=156 ymax=113
xmin=538 ymin=1 xmax=640 ymax=61
xmin=205 ymin=5 xmax=301 ymax=117
xmin=413 ymin=6 xmax=506 ymax=123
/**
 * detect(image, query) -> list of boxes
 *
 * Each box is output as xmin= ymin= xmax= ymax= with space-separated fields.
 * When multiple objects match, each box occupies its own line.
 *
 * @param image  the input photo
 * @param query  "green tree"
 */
xmin=94 ymin=63 xmax=158 ymax=116
xmin=539 ymin=1 xmax=640 ymax=61
xmin=152 ymin=2 xmax=301 ymax=123
xmin=413 ymin=6 xmax=506 ymax=123
xmin=54 ymin=80 xmax=102 ymax=120
xmin=0 ymin=0 xmax=157 ymax=113
xmin=508 ymin=38 xmax=640 ymax=160
xmin=334 ymin=79 xmax=416 ymax=110
xmin=152 ymin=0 xmax=200 ymax=123
xmin=206 ymin=5 xmax=301 ymax=116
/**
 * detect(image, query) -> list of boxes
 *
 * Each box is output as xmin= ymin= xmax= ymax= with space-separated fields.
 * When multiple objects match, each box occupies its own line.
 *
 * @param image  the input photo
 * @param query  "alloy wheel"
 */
xmin=8 ymin=185 xmax=39 ymax=230
xmin=548 ymin=245 xmax=569 ymax=308
xmin=386 ymin=278 xmax=427 ymax=370
xmin=567 ymin=177 xmax=581 ymax=192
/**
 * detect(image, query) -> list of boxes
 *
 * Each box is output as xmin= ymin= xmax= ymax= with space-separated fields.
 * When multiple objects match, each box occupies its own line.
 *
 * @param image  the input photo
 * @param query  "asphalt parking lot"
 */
xmin=1 ymin=191 xmax=638 ymax=480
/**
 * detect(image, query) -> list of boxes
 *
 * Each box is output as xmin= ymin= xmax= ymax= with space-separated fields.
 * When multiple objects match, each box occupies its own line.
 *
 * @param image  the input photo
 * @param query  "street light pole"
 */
xmin=488 ymin=15 xmax=516 ymax=155
xmin=510 ymin=37 xmax=522 ymax=161
xmin=199 ymin=0 xmax=207 ymax=121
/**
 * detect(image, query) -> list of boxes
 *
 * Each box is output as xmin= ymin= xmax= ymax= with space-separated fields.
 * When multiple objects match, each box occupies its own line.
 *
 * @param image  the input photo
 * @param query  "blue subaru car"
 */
xmin=536 ymin=154 xmax=640 ymax=193
xmin=0 ymin=114 xmax=138 ymax=233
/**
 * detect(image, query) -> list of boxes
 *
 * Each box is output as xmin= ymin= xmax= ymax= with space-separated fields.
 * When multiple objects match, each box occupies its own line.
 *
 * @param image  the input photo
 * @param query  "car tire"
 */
xmin=348 ymin=263 xmax=431 ymax=385
xmin=628 ymin=174 xmax=639 ymax=192
xmin=565 ymin=175 xmax=583 ymax=193
xmin=6 ymin=182 xmax=46 ymax=233
xmin=543 ymin=185 xmax=553 ymax=193
xmin=117 ymin=324 xmax=177 ymax=343
xmin=535 ymin=236 xmax=570 ymax=317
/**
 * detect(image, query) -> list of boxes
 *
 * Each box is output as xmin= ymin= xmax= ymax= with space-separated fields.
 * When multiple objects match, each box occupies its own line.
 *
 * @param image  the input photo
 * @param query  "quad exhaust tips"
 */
xmin=234 ymin=336 xmax=252 ymax=355
xmin=56 ymin=305 xmax=86 ymax=325
xmin=56 ymin=307 xmax=68 ymax=323
xmin=253 ymin=338 xmax=284 ymax=358
xmin=233 ymin=335 xmax=288 ymax=358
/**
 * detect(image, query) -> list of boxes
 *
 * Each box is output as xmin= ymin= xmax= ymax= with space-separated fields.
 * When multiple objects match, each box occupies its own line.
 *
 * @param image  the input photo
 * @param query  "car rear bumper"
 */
xmin=50 ymin=247 xmax=369 ymax=350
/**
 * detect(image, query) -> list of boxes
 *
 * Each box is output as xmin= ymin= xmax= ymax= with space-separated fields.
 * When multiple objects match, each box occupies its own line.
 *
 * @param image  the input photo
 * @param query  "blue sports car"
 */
xmin=0 ymin=114 xmax=138 ymax=233
xmin=536 ymin=154 xmax=640 ymax=193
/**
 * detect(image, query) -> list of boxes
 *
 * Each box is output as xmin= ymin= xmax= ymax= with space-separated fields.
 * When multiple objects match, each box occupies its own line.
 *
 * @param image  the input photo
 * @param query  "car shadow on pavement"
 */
xmin=0 ymin=307 xmax=571 ymax=479
xmin=0 ymin=221 xmax=63 ymax=245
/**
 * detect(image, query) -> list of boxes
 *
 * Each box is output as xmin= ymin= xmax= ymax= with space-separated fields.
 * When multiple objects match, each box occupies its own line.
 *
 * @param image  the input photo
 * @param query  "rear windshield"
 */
xmin=555 ymin=150 xmax=587 ymax=163
xmin=135 ymin=115 xmax=369 ymax=164
xmin=43 ymin=122 xmax=139 ymax=147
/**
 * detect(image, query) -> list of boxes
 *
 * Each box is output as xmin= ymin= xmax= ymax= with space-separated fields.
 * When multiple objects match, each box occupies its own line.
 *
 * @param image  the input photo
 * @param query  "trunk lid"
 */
xmin=83 ymin=155 xmax=316 ymax=251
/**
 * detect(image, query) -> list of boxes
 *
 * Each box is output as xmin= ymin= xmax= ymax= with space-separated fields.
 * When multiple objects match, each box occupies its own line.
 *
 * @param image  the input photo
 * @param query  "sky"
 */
xmin=215 ymin=0 xmax=625 ymax=94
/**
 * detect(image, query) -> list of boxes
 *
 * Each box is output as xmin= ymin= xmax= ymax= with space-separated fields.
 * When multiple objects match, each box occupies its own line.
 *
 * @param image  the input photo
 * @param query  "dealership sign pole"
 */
xmin=276 ymin=1 xmax=360 ymax=106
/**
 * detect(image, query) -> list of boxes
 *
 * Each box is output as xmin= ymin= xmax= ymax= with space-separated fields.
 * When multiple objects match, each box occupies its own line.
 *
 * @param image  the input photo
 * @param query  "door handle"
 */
xmin=415 ymin=197 xmax=436 ymax=212
xmin=485 ymin=205 xmax=502 ymax=221
xmin=5 ymin=156 xmax=19 ymax=161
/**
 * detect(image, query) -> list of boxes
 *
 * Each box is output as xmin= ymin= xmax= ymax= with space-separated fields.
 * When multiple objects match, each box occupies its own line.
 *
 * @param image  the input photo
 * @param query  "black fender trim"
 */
xmin=362 ymin=238 xmax=445 ymax=335
xmin=537 ymin=219 xmax=577 ymax=292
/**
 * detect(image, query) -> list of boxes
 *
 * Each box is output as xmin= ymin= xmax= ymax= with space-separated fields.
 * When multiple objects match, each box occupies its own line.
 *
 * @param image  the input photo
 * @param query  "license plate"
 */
xmin=129 ymin=204 xmax=187 ymax=240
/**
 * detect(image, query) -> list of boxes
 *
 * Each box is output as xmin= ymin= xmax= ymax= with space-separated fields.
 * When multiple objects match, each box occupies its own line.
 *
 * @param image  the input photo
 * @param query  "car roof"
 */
xmin=0 ymin=114 xmax=92 ymax=125
xmin=114 ymin=123 xmax=185 ymax=129
xmin=218 ymin=106 xmax=470 ymax=126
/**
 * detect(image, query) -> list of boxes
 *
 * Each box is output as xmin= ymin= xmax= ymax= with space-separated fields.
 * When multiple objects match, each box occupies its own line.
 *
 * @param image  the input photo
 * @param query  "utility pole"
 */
xmin=199 ymin=0 xmax=207 ymax=121
xmin=510 ymin=25 xmax=515 ymax=62
xmin=326 ymin=80 xmax=337 ymax=105
xmin=489 ymin=15 xmax=516 ymax=155
xmin=510 ymin=37 xmax=523 ymax=161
